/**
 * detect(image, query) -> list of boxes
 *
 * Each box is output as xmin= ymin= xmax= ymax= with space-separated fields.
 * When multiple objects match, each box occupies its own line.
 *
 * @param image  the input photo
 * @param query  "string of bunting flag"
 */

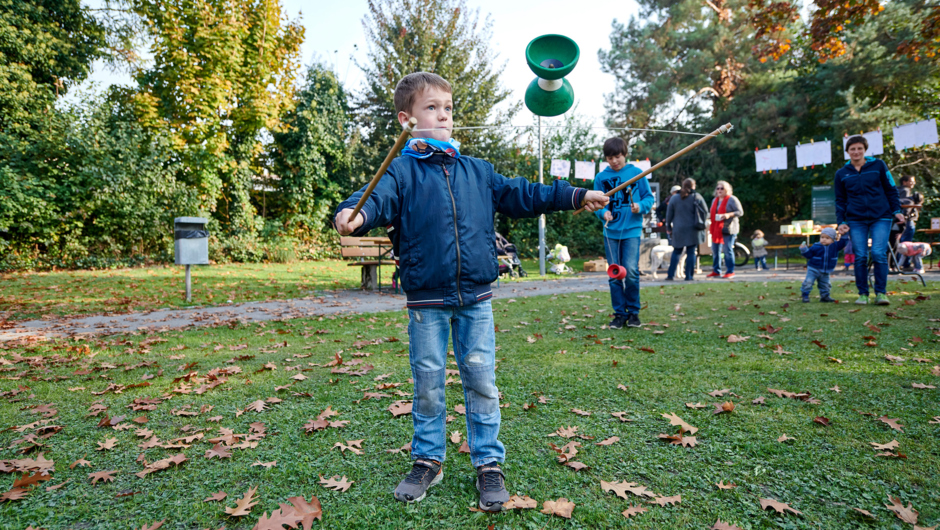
xmin=754 ymin=118 xmax=938 ymax=174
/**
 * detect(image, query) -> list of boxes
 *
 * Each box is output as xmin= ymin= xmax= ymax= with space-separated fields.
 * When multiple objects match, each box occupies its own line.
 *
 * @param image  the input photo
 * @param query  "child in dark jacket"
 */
xmin=334 ymin=72 xmax=609 ymax=512
xmin=799 ymin=227 xmax=849 ymax=302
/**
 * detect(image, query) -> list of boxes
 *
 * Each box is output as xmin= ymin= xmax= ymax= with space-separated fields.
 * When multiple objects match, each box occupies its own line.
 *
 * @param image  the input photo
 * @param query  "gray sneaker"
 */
xmin=393 ymin=459 xmax=442 ymax=503
xmin=476 ymin=464 xmax=509 ymax=512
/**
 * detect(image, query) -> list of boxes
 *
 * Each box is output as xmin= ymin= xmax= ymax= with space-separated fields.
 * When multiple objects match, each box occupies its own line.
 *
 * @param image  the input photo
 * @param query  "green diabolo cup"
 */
xmin=524 ymin=34 xmax=580 ymax=117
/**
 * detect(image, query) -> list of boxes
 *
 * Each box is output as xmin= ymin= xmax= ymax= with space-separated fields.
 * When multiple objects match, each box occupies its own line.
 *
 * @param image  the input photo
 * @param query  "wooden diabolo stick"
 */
xmin=574 ymin=123 xmax=734 ymax=214
xmin=348 ymin=117 xmax=419 ymax=222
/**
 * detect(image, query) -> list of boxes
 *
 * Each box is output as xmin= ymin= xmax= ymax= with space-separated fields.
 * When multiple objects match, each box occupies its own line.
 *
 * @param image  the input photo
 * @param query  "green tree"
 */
xmin=124 ymin=0 xmax=304 ymax=234
xmin=270 ymin=64 xmax=354 ymax=234
xmin=600 ymin=0 xmax=940 ymax=230
xmin=354 ymin=0 xmax=516 ymax=182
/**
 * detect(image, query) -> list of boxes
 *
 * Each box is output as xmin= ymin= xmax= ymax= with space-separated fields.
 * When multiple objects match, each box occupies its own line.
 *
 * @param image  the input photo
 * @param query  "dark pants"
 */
xmin=667 ymin=245 xmax=697 ymax=280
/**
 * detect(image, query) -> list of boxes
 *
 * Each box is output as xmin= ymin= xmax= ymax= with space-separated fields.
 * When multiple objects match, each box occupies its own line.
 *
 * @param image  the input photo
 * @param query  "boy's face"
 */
xmin=399 ymin=87 xmax=453 ymax=143
xmin=847 ymin=143 xmax=866 ymax=162
xmin=605 ymin=153 xmax=626 ymax=172
xmin=820 ymin=234 xmax=833 ymax=246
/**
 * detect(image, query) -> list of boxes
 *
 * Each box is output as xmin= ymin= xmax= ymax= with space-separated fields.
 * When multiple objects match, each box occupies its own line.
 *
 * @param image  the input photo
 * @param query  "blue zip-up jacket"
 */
xmin=834 ymin=156 xmax=901 ymax=225
xmin=800 ymin=239 xmax=849 ymax=272
xmin=335 ymin=153 xmax=587 ymax=308
xmin=593 ymin=165 xmax=655 ymax=239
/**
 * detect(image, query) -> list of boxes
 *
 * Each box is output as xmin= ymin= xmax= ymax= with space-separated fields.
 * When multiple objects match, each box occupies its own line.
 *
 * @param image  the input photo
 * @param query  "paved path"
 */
xmin=0 ymin=267 xmax=907 ymax=341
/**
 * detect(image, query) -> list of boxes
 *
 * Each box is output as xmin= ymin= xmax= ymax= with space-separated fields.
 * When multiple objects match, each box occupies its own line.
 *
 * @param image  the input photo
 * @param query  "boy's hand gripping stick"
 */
xmin=347 ymin=117 xmax=418 ymax=223
xmin=574 ymin=123 xmax=734 ymax=214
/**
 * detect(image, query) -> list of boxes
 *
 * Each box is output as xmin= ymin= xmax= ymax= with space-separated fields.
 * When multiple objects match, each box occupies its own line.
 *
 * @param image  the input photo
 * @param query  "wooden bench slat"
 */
xmin=341 ymin=247 xmax=387 ymax=257
xmin=348 ymin=261 xmax=395 ymax=267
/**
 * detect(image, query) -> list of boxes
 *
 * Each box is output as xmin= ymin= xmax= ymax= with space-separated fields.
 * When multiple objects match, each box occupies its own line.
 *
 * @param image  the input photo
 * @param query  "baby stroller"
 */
xmin=496 ymin=232 xmax=527 ymax=278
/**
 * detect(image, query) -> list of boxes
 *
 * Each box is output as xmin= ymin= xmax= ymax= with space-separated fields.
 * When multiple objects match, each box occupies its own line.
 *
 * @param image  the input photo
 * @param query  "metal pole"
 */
xmin=185 ymin=265 xmax=192 ymax=303
xmin=538 ymin=116 xmax=546 ymax=276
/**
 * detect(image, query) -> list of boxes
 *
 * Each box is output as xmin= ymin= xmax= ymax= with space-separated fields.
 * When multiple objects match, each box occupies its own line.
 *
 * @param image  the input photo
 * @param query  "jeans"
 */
xmin=711 ymin=234 xmax=736 ymax=275
xmin=667 ymin=244 xmax=697 ymax=280
xmin=801 ymin=266 xmax=831 ymax=297
xmin=754 ymin=256 xmax=768 ymax=270
xmin=898 ymin=221 xmax=923 ymax=270
xmin=408 ymin=300 xmax=503 ymax=468
xmin=848 ymin=219 xmax=891 ymax=296
xmin=604 ymin=237 xmax=640 ymax=317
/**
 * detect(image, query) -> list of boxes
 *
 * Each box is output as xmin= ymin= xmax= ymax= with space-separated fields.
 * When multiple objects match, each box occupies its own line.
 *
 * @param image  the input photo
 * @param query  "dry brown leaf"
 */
xmin=710 ymin=520 xmax=744 ymax=530
xmin=610 ymin=412 xmax=632 ymax=422
xmin=205 ymin=443 xmax=232 ymax=459
xmin=878 ymin=416 xmax=904 ymax=432
xmin=449 ymin=431 xmax=461 ymax=444
xmin=716 ymin=481 xmax=737 ymax=489
xmin=912 ymin=382 xmax=936 ymax=389
xmin=503 ymin=495 xmax=537 ymax=510
xmin=136 ymin=520 xmax=164 ymax=530
xmin=251 ymin=461 xmax=277 ymax=468
xmin=88 ymin=470 xmax=117 ymax=485
xmin=617 ymin=384 xmax=629 ymax=392
xmin=96 ymin=437 xmax=118 ymax=451
xmin=777 ymin=434 xmax=795 ymax=442
xmin=283 ymin=495 xmax=323 ymax=530
xmin=225 ymin=486 xmax=259 ymax=516
xmin=601 ymin=480 xmax=656 ymax=499
xmin=540 ymin=498 xmax=575 ymax=519
xmin=648 ymin=494 xmax=681 ymax=506
xmin=870 ymin=440 xmax=899 ymax=451
xmin=45 ymin=479 xmax=71 ymax=492
xmin=813 ymin=416 xmax=831 ymax=427
xmin=622 ymin=505 xmax=648 ymax=518
xmin=12 ymin=472 xmax=52 ymax=489
xmin=254 ymin=508 xmax=302 ymax=530
xmin=332 ymin=439 xmax=364 ymax=455
xmin=686 ymin=402 xmax=706 ymax=409
xmin=388 ymin=400 xmax=413 ymax=417
xmin=570 ymin=408 xmax=591 ymax=416
xmin=204 ymin=491 xmax=227 ymax=502
xmin=760 ymin=498 xmax=802 ymax=515
xmin=852 ymin=507 xmax=876 ymax=518
xmin=564 ymin=461 xmax=590 ymax=471
xmin=457 ymin=441 xmax=470 ymax=454
xmin=0 ymin=488 xmax=29 ymax=501
xmin=596 ymin=436 xmax=620 ymax=446
xmin=727 ymin=334 xmax=749 ymax=343
xmin=69 ymin=458 xmax=91 ymax=469
xmin=661 ymin=413 xmax=698 ymax=435
xmin=319 ymin=475 xmax=353 ymax=492
xmin=548 ymin=426 xmax=579 ymax=438
xmin=885 ymin=495 xmax=918 ymax=524
xmin=714 ymin=401 xmax=735 ymax=415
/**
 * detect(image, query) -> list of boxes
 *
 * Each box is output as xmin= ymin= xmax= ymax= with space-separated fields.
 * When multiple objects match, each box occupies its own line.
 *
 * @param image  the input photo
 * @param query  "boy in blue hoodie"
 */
xmin=594 ymin=138 xmax=655 ymax=329
xmin=799 ymin=227 xmax=848 ymax=302
xmin=334 ymin=72 xmax=609 ymax=512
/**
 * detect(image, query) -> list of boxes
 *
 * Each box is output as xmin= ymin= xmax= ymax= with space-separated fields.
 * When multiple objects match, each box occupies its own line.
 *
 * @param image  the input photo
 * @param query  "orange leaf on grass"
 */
xmin=540 ymin=498 xmax=575 ymax=519
xmin=714 ymin=401 xmax=735 ymax=414
xmin=225 ymin=486 xmax=259 ymax=516
xmin=457 ymin=441 xmax=470 ymax=454
xmin=813 ymin=416 xmax=831 ymax=426
xmin=12 ymin=472 xmax=52 ymax=489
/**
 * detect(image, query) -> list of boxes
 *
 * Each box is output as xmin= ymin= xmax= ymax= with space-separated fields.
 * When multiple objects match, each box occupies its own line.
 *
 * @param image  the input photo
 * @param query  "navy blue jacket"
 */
xmin=335 ymin=153 xmax=587 ymax=308
xmin=834 ymin=157 xmax=901 ymax=225
xmin=800 ymin=239 xmax=848 ymax=272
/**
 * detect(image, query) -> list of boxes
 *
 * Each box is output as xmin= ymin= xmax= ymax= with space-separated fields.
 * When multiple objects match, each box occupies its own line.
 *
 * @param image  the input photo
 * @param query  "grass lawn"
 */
xmin=1 ymin=279 xmax=938 ymax=529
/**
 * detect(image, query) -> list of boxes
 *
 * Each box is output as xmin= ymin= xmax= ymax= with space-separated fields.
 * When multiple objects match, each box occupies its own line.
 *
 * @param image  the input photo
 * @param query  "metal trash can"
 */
xmin=174 ymin=217 xmax=209 ymax=302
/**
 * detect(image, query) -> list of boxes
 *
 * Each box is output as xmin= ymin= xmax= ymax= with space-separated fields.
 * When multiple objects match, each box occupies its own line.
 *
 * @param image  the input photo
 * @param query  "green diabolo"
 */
xmin=524 ymin=34 xmax=580 ymax=117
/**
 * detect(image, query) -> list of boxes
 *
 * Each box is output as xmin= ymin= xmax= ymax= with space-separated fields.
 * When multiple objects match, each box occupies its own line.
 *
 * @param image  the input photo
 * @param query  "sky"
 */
xmin=75 ymin=0 xmax=642 ymax=125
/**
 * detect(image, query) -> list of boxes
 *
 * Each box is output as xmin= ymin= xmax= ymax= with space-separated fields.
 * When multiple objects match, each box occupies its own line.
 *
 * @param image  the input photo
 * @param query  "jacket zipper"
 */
xmin=442 ymin=161 xmax=463 ymax=306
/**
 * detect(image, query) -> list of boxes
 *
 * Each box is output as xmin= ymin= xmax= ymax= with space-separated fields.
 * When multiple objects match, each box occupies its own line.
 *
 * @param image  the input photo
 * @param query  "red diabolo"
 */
xmin=607 ymin=264 xmax=626 ymax=280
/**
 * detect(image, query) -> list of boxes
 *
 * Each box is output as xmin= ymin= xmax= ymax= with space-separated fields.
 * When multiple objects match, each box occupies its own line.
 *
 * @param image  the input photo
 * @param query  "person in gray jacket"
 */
xmin=665 ymin=178 xmax=708 ymax=280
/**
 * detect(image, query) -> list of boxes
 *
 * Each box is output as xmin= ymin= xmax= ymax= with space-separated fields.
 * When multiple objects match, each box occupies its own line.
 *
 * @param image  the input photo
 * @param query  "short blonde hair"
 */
xmin=394 ymin=72 xmax=452 ymax=114
xmin=715 ymin=180 xmax=733 ymax=196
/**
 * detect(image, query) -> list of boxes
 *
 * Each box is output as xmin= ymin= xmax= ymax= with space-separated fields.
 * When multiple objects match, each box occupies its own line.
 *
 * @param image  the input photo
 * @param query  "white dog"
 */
xmin=650 ymin=242 xmax=682 ymax=280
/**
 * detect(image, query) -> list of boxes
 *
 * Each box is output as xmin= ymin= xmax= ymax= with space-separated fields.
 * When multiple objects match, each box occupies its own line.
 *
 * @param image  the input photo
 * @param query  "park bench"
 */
xmin=340 ymin=237 xmax=395 ymax=290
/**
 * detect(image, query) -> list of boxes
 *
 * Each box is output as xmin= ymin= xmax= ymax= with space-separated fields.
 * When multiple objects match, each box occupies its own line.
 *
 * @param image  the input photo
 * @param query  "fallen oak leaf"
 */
xmin=564 ymin=461 xmax=590 ymax=471
xmin=716 ymin=481 xmax=737 ymax=489
xmin=0 ymin=488 xmax=29 ymax=501
xmin=622 ymin=505 xmax=648 ymax=518
xmin=136 ymin=520 xmax=164 ymax=530
xmin=878 ymin=416 xmax=904 ymax=432
xmin=870 ymin=440 xmax=899 ymax=451
xmin=449 ymin=431 xmax=461 ymax=444
xmin=710 ymin=520 xmax=744 ymax=530
xmin=912 ymin=382 xmax=936 ymax=389
xmin=388 ymin=400 xmax=413 ymax=417
xmin=225 ymin=485 xmax=259 ymax=516
xmin=760 ymin=498 xmax=802 ymax=515
xmin=205 ymin=443 xmax=232 ymax=459
xmin=45 ymin=479 xmax=71 ymax=492
xmin=204 ymin=491 xmax=227 ymax=502
xmin=319 ymin=475 xmax=353 ymax=492
xmin=610 ymin=412 xmax=632 ymax=422
xmin=777 ymin=434 xmax=795 ymax=442
xmin=96 ymin=437 xmax=118 ymax=451
xmin=540 ymin=498 xmax=575 ymax=519
xmin=88 ymin=470 xmax=117 ymax=485
xmin=658 ymin=432 xmax=698 ymax=447
xmin=69 ymin=458 xmax=91 ymax=469
xmin=283 ymin=495 xmax=323 ymax=529
xmin=251 ymin=461 xmax=277 ymax=468
xmin=686 ymin=402 xmax=706 ymax=409
xmin=661 ymin=412 xmax=698 ymax=435
xmin=601 ymin=480 xmax=657 ymax=499
xmin=596 ymin=436 xmax=620 ymax=446
xmin=254 ymin=508 xmax=303 ymax=530
xmin=852 ymin=507 xmax=876 ymax=519
xmin=813 ymin=416 xmax=831 ymax=426
xmin=503 ymin=495 xmax=537 ymax=509
xmin=714 ymin=401 xmax=735 ymax=415
xmin=648 ymin=494 xmax=681 ymax=506
xmin=12 ymin=471 xmax=52 ymax=489
xmin=885 ymin=495 xmax=918 ymax=524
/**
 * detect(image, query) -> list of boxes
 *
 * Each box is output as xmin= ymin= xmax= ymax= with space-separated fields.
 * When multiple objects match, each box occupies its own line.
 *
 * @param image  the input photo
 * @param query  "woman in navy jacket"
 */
xmin=834 ymin=135 xmax=904 ymax=305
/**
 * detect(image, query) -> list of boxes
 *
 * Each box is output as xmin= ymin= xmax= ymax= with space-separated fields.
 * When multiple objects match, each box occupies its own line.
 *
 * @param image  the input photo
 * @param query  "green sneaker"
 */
xmin=875 ymin=293 xmax=890 ymax=305
xmin=854 ymin=295 xmax=869 ymax=305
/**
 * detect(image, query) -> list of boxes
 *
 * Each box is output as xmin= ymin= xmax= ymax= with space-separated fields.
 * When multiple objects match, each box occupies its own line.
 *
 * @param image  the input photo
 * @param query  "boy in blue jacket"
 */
xmin=334 ymin=72 xmax=609 ymax=512
xmin=799 ymin=227 xmax=848 ymax=302
xmin=594 ymin=138 xmax=655 ymax=329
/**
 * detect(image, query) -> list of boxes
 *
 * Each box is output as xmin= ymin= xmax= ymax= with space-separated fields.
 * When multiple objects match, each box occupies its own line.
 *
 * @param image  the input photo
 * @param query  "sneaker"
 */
xmin=608 ymin=316 xmax=626 ymax=330
xmin=801 ymin=294 xmax=810 ymax=303
xmin=722 ymin=273 xmax=735 ymax=279
xmin=393 ymin=459 xmax=443 ymax=503
xmin=875 ymin=293 xmax=890 ymax=305
xmin=914 ymin=268 xmax=925 ymax=274
xmin=855 ymin=295 xmax=869 ymax=305
xmin=820 ymin=295 xmax=835 ymax=303
xmin=476 ymin=464 xmax=509 ymax=512
xmin=706 ymin=272 xmax=721 ymax=278
xmin=626 ymin=314 xmax=642 ymax=328
xmin=664 ymin=277 xmax=676 ymax=281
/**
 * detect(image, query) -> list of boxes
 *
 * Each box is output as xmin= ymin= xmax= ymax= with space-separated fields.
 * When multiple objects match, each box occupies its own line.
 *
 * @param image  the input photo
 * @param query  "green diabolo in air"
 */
xmin=524 ymin=34 xmax=579 ymax=117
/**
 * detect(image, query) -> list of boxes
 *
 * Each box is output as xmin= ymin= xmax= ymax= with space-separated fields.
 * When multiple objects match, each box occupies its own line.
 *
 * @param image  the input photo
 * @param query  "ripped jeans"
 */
xmin=407 ymin=300 xmax=504 ymax=468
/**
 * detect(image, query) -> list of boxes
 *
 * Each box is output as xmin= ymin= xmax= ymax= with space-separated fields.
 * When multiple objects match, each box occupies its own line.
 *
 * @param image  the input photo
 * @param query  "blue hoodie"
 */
xmin=594 ymin=165 xmax=655 ymax=239
xmin=800 ymin=239 xmax=849 ymax=272
xmin=834 ymin=156 xmax=901 ymax=224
